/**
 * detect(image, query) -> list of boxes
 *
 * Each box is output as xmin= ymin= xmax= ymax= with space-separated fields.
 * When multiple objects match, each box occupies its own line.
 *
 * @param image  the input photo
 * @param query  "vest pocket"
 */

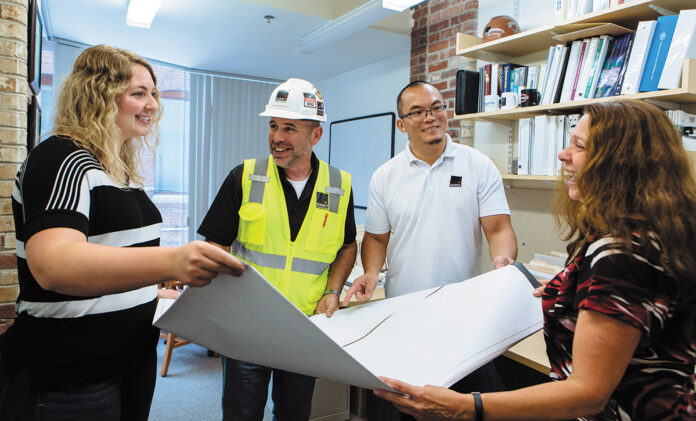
xmin=306 ymin=210 xmax=340 ymax=252
xmin=238 ymin=203 xmax=267 ymax=245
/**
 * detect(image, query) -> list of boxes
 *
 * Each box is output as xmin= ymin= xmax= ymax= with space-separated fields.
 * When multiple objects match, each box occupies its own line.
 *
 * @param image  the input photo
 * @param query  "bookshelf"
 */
xmin=456 ymin=0 xmax=692 ymax=61
xmin=456 ymin=0 xmax=696 ymax=188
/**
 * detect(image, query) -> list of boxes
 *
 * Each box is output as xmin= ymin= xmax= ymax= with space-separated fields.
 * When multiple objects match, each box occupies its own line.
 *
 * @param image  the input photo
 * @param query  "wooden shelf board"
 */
xmin=455 ymin=90 xmax=696 ymax=122
xmin=502 ymin=175 xmax=560 ymax=181
xmin=501 ymin=175 xmax=560 ymax=190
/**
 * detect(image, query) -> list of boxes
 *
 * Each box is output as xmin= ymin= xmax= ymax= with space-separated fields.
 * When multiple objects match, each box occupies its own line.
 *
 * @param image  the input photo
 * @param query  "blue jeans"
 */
xmin=0 ymin=352 xmax=156 ymax=421
xmin=222 ymin=357 xmax=316 ymax=421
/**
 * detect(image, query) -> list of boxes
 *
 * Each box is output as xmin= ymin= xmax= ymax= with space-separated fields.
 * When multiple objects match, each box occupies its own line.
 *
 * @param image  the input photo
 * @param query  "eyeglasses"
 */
xmin=399 ymin=104 xmax=448 ymax=121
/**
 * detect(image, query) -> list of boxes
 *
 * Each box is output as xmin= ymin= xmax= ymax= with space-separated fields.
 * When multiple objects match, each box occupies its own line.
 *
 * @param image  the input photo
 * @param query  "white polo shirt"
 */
xmin=364 ymin=134 xmax=510 ymax=298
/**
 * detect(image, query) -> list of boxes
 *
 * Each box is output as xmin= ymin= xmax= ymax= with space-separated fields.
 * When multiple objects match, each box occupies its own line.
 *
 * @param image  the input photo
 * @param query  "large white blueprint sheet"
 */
xmin=154 ymin=263 xmax=543 ymax=391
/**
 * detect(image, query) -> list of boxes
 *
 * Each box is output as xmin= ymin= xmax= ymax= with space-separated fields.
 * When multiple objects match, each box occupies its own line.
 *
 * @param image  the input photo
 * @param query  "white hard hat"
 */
xmin=260 ymin=78 xmax=327 ymax=122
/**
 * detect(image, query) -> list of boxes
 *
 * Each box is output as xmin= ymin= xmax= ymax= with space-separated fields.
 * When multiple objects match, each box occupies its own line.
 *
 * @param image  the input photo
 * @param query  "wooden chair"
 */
xmin=156 ymin=281 xmax=191 ymax=377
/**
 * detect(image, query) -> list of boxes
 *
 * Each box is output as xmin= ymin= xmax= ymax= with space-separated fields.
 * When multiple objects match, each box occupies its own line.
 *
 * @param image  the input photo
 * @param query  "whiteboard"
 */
xmin=329 ymin=113 xmax=395 ymax=214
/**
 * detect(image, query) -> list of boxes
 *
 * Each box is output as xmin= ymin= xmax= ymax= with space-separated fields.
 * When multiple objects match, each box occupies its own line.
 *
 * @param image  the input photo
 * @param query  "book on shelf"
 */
xmin=559 ymin=39 xmax=588 ymax=103
xmin=613 ymin=33 xmax=635 ymax=95
xmin=542 ymin=44 xmax=567 ymax=105
xmin=658 ymin=9 xmax=696 ymax=90
xmin=620 ymin=20 xmax=657 ymax=95
xmin=511 ymin=66 xmax=529 ymax=96
xmin=596 ymin=33 xmax=634 ymax=98
xmin=585 ymin=35 xmax=613 ymax=99
xmin=639 ymin=14 xmax=679 ymax=92
xmin=499 ymin=63 xmax=524 ymax=94
xmin=491 ymin=63 xmax=500 ymax=96
xmin=574 ymin=36 xmax=601 ymax=100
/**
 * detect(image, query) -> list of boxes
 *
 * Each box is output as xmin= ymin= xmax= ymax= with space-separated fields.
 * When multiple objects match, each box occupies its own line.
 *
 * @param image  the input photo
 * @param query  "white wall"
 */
xmin=475 ymin=0 xmax=567 ymax=269
xmin=316 ymin=52 xmax=410 ymax=224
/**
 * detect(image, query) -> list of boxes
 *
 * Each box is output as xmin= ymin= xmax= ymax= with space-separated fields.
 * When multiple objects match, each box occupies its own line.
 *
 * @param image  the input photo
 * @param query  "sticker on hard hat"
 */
xmin=303 ymin=93 xmax=316 ymax=108
xmin=315 ymin=90 xmax=323 ymax=100
xmin=317 ymin=101 xmax=324 ymax=116
xmin=275 ymin=90 xmax=289 ymax=103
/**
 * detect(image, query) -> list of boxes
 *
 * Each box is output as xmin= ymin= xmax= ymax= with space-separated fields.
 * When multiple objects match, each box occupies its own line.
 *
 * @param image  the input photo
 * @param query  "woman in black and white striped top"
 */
xmin=0 ymin=45 xmax=245 ymax=421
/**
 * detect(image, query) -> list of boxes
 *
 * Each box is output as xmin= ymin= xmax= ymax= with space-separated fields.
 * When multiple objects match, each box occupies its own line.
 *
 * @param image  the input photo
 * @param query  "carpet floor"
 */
xmin=148 ymin=339 xmax=273 ymax=420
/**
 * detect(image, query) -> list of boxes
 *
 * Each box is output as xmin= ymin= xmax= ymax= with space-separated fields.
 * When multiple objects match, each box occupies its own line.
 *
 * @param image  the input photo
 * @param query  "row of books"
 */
xmin=538 ymin=8 xmax=696 ymax=107
xmin=515 ymin=114 xmax=580 ymax=176
xmin=554 ymin=0 xmax=632 ymax=23
xmin=479 ymin=63 xmax=540 ymax=97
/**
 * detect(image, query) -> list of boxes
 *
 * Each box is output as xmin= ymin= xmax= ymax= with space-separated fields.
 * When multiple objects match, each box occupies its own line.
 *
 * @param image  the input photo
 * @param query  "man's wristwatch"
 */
xmin=322 ymin=289 xmax=341 ymax=298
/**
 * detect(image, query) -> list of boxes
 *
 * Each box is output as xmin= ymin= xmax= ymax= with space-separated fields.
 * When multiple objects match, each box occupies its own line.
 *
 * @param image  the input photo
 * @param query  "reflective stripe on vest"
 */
xmin=327 ymin=165 xmax=344 ymax=213
xmin=291 ymin=258 xmax=330 ymax=275
xmin=232 ymin=240 xmax=286 ymax=270
xmin=249 ymin=157 xmax=270 ymax=204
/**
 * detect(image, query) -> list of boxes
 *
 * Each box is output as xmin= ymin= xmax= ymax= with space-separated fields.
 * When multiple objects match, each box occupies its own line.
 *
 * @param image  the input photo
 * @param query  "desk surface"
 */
xmin=503 ymin=330 xmax=550 ymax=375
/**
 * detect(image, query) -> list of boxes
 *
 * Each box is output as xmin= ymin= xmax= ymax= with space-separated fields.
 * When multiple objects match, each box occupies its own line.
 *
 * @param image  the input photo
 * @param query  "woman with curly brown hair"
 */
xmin=375 ymin=100 xmax=696 ymax=420
xmin=0 ymin=45 xmax=245 ymax=420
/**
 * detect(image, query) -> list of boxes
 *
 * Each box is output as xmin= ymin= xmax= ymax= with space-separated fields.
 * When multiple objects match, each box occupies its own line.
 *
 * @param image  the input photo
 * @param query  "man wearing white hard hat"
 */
xmin=198 ymin=78 xmax=357 ymax=421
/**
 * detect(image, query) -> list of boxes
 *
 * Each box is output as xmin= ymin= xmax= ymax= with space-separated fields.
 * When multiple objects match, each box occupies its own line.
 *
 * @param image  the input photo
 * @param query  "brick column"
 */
xmin=410 ymin=0 xmax=477 ymax=146
xmin=0 ymin=0 xmax=29 ymax=334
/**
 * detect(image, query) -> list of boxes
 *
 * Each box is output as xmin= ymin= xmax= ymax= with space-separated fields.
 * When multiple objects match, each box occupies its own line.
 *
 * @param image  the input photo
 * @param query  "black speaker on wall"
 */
xmin=455 ymin=70 xmax=480 ymax=115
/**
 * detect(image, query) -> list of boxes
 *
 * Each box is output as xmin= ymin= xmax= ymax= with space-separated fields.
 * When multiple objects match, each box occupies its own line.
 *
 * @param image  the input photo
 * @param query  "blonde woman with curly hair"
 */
xmin=375 ymin=100 xmax=696 ymax=420
xmin=0 ymin=45 xmax=245 ymax=420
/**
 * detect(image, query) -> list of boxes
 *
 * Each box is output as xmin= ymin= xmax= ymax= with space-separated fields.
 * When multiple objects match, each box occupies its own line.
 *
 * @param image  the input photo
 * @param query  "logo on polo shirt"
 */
xmin=450 ymin=175 xmax=462 ymax=187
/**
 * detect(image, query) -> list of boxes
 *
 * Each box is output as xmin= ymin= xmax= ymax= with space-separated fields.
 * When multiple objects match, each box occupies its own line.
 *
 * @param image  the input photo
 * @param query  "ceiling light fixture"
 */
xmin=126 ymin=0 xmax=163 ymax=28
xmin=297 ymin=0 xmax=395 ymax=54
xmin=382 ymin=0 xmax=427 ymax=12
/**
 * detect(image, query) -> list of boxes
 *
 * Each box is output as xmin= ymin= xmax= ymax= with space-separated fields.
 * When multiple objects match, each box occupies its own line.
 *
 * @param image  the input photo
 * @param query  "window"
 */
xmin=39 ymin=43 xmax=191 ymax=247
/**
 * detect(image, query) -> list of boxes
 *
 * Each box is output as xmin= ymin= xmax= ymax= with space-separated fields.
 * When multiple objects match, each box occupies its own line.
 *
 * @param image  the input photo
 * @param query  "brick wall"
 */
xmin=410 ymin=0 xmax=477 ymax=146
xmin=0 ymin=0 xmax=28 ymax=334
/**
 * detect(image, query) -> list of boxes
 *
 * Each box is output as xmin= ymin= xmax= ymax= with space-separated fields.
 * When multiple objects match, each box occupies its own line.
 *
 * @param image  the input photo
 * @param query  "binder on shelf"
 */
xmin=546 ymin=116 xmax=558 ymax=176
xmin=517 ymin=118 xmax=532 ymax=175
xmin=620 ymin=20 xmax=657 ymax=95
xmin=531 ymin=115 xmax=549 ymax=175
xmin=555 ymin=115 xmax=566 ymax=176
xmin=658 ymin=9 xmax=696 ymax=90
xmin=551 ymin=45 xmax=572 ymax=103
xmin=639 ymin=14 xmax=679 ymax=92
xmin=540 ymin=46 xmax=557 ymax=103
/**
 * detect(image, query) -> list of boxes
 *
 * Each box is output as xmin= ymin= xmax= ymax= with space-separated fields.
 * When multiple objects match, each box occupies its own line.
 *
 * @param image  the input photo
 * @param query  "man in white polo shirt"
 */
xmin=343 ymin=81 xmax=517 ymax=416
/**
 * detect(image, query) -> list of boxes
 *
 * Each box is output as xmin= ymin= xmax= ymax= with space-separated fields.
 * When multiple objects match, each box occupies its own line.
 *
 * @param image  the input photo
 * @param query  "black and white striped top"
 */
xmin=1 ymin=136 xmax=162 ymax=390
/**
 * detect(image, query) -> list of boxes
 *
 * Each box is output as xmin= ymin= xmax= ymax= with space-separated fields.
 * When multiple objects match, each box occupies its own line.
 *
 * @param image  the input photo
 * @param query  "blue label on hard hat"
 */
xmin=317 ymin=101 xmax=324 ymax=116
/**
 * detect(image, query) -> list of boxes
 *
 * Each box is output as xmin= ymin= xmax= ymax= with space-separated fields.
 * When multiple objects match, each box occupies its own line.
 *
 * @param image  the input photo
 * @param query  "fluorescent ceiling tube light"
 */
xmin=297 ymin=0 xmax=395 ymax=53
xmin=126 ymin=0 xmax=162 ymax=28
xmin=382 ymin=0 xmax=426 ymax=12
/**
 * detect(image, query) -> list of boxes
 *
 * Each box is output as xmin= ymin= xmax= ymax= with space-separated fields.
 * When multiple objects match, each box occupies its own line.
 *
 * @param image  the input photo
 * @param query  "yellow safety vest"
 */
xmin=233 ymin=156 xmax=352 ymax=316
